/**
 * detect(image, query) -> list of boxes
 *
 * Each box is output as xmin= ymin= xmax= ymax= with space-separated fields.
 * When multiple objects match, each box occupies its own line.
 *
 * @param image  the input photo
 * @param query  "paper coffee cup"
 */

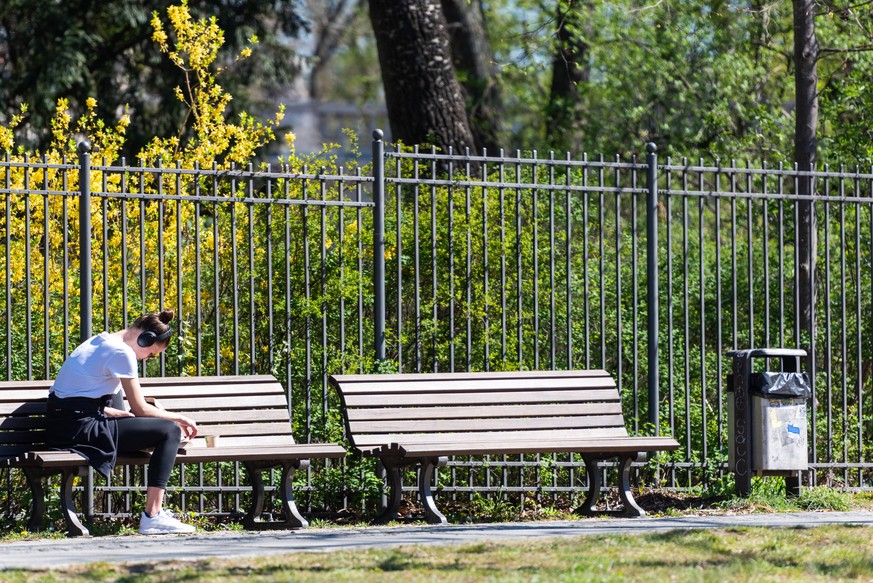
xmin=205 ymin=435 xmax=220 ymax=448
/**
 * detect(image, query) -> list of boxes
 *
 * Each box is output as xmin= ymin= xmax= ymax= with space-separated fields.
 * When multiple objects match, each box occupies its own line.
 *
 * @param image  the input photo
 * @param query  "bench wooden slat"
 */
xmin=0 ymin=430 xmax=47 ymax=445
xmin=148 ymin=394 xmax=288 ymax=410
xmin=348 ymin=414 xmax=626 ymax=434
xmin=0 ymin=446 xmax=35 ymax=457
xmin=0 ymin=390 xmax=54 ymax=402
xmin=336 ymin=376 xmax=615 ymax=394
xmin=0 ymin=417 xmax=49 ymax=430
xmin=181 ymin=435 xmax=301 ymax=448
xmin=22 ymin=450 xmax=90 ymax=467
xmin=0 ymin=402 xmax=48 ymax=415
xmin=0 ymin=381 xmax=54 ymax=391
xmin=391 ymin=436 xmax=681 ymax=457
xmin=350 ymin=427 xmax=630 ymax=448
xmin=344 ymin=402 xmax=624 ymax=422
xmin=187 ymin=409 xmax=289 ymax=424
xmin=342 ymin=389 xmax=620 ymax=407
xmin=181 ymin=421 xmax=291 ymax=437
xmin=176 ymin=444 xmax=345 ymax=463
xmin=331 ymin=370 xmax=611 ymax=383
xmin=138 ymin=375 xmax=278 ymax=387
xmin=131 ymin=383 xmax=286 ymax=398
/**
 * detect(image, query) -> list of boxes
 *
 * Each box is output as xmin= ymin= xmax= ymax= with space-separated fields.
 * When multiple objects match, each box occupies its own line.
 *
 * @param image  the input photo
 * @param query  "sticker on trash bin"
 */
xmin=787 ymin=425 xmax=801 ymax=435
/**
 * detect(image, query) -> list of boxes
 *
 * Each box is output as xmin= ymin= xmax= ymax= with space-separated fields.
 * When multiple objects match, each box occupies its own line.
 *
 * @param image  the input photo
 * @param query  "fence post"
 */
xmin=645 ymin=142 xmax=659 ymax=435
xmin=77 ymin=140 xmax=95 ymax=520
xmin=372 ymin=130 xmax=386 ymax=364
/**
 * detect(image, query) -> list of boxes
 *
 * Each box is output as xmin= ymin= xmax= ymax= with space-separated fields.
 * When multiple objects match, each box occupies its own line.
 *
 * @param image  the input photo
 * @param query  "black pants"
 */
xmin=116 ymin=416 xmax=181 ymax=489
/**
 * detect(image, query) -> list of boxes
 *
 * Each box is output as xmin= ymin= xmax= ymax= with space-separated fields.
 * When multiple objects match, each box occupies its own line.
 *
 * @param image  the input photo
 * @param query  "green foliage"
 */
xmin=472 ymin=0 xmax=873 ymax=163
xmin=0 ymin=0 xmax=306 ymax=156
xmin=469 ymin=493 xmax=517 ymax=522
xmin=798 ymin=486 xmax=851 ymax=512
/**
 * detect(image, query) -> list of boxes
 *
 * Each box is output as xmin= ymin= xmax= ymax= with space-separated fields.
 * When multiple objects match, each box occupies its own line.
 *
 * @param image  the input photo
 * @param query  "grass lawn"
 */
xmin=2 ymin=486 xmax=871 ymax=581
xmin=2 ymin=524 xmax=872 ymax=582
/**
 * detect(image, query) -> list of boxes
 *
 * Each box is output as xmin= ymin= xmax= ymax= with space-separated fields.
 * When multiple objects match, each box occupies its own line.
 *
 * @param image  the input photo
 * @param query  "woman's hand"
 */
xmin=104 ymin=406 xmax=134 ymax=418
xmin=176 ymin=415 xmax=198 ymax=439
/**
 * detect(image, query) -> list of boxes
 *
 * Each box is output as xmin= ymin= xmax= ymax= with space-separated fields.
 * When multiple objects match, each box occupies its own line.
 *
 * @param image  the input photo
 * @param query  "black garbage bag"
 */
xmin=749 ymin=372 xmax=811 ymax=399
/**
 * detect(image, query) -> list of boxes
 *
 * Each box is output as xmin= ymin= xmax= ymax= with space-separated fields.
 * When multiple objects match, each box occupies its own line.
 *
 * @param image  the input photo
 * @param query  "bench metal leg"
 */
xmin=576 ymin=455 xmax=645 ymax=517
xmin=23 ymin=466 xmax=89 ymax=537
xmin=616 ymin=454 xmax=645 ymax=517
xmin=373 ymin=460 xmax=403 ymax=524
xmin=576 ymin=457 xmax=602 ymax=516
xmin=60 ymin=467 xmax=91 ymax=537
xmin=243 ymin=461 xmax=310 ymax=530
xmin=277 ymin=460 xmax=309 ymax=528
xmin=22 ymin=467 xmax=46 ymax=533
xmin=419 ymin=456 xmax=447 ymax=525
xmin=242 ymin=461 xmax=267 ymax=529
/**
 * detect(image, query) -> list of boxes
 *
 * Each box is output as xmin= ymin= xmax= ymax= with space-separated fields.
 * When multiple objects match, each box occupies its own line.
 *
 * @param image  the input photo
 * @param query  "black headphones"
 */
xmin=137 ymin=327 xmax=173 ymax=348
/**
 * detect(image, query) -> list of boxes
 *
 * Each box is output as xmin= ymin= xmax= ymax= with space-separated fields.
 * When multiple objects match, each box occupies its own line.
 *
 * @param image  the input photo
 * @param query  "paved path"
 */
xmin=3 ymin=511 xmax=873 ymax=570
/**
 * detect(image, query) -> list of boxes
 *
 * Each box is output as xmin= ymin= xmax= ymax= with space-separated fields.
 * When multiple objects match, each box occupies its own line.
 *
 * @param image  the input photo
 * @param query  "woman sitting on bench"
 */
xmin=46 ymin=309 xmax=199 ymax=535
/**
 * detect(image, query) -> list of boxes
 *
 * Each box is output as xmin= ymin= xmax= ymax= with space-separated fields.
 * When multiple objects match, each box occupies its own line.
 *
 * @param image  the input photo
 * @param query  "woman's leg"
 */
xmin=144 ymin=487 xmax=165 ymax=517
xmin=115 ymin=416 xmax=181 ymax=515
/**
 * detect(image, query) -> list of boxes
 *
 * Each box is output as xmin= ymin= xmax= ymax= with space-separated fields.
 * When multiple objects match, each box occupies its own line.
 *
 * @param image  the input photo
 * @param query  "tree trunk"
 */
xmin=368 ymin=0 xmax=476 ymax=154
xmin=546 ymin=1 xmax=589 ymax=153
xmin=441 ymin=0 xmax=504 ymax=153
xmin=793 ymin=0 xmax=818 ymax=354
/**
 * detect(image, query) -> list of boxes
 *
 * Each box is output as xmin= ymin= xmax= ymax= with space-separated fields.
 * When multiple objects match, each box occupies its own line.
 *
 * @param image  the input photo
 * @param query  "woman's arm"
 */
xmin=120 ymin=377 xmax=199 ymax=438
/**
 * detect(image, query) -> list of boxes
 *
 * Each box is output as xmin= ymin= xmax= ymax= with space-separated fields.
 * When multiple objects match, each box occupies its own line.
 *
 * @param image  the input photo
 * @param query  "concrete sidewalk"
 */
xmin=2 ymin=511 xmax=873 ymax=570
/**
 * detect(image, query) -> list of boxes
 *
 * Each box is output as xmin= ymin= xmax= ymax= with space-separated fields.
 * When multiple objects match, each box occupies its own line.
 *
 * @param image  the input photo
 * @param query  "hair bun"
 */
xmin=158 ymin=309 xmax=175 ymax=324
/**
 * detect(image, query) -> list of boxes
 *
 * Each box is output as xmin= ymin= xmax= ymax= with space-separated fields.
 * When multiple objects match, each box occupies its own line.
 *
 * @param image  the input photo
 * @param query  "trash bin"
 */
xmin=748 ymin=372 xmax=811 ymax=470
xmin=726 ymin=348 xmax=810 ymax=496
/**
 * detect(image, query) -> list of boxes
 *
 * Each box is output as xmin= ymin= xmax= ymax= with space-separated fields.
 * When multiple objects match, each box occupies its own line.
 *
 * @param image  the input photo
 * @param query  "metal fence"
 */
xmin=1 ymin=132 xmax=871 ymax=524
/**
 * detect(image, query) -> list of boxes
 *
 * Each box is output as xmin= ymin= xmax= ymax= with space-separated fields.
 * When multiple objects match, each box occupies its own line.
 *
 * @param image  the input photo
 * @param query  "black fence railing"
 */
xmin=0 ymin=133 xmax=871 ymax=524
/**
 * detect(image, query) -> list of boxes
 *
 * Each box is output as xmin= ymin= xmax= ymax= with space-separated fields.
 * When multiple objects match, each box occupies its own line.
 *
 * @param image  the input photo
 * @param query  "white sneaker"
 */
xmin=138 ymin=509 xmax=196 ymax=535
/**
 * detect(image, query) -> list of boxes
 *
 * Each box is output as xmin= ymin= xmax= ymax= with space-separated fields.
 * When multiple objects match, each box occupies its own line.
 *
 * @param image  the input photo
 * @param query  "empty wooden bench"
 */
xmin=330 ymin=369 xmax=679 ymax=524
xmin=0 ymin=375 xmax=345 ymax=536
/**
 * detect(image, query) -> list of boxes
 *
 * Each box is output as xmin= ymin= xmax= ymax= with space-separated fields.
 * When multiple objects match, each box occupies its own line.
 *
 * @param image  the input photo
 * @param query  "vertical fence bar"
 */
xmin=482 ymin=153 xmax=490 ymax=371
xmin=43 ymin=156 xmax=50 ymax=379
xmin=714 ymin=163 xmax=723 ymax=454
xmin=665 ymin=158 xmax=675 ymax=485
xmin=24 ymin=155 xmax=32 ymax=379
xmin=646 ymin=143 xmax=659 ymax=433
xmin=101 ymin=161 xmax=109 ymax=333
xmin=77 ymin=140 xmax=94 ymax=519
xmin=372 ymin=130 xmax=386 ymax=363
xmin=4 ymin=153 xmax=10 ymax=380
xmin=78 ymin=142 xmax=93 ymax=343
xmin=62 ymin=156 xmax=70 ymax=357
xmin=632 ymin=155 xmax=639 ymax=432
xmin=396 ymin=158 xmax=404 ymax=371
xmin=499 ymin=154 xmax=507 ymax=365
xmin=448 ymin=149 xmax=455 ymax=372
xmin=465 ymin=152 xmax=472 ymax=371
xmin=413 ymin=150 xmax=422 ymax=372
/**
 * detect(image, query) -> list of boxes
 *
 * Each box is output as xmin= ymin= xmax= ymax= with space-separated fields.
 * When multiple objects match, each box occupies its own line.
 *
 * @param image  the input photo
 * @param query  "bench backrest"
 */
xmin=329 ymin=370 xmax=629 ymax=452
xmin=0 ymin=375 xmax=294 ymax=458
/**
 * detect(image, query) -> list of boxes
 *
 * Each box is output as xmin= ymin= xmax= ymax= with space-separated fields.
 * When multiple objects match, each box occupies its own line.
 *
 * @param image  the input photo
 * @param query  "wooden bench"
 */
xmin=329 ymin=369 xmax=679 ymax=524
xmin=0 ymin=375 xmax=345 ymax=536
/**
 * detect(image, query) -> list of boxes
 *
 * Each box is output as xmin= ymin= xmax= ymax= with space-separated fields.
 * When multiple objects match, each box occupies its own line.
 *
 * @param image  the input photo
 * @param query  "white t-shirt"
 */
xmin=50 ymin=332 xmax=138 ymax=399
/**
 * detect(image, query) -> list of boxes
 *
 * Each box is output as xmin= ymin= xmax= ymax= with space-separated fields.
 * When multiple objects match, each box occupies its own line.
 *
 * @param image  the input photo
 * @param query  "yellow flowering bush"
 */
xmin=0 ymin=1 xmax=344 ymax=384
